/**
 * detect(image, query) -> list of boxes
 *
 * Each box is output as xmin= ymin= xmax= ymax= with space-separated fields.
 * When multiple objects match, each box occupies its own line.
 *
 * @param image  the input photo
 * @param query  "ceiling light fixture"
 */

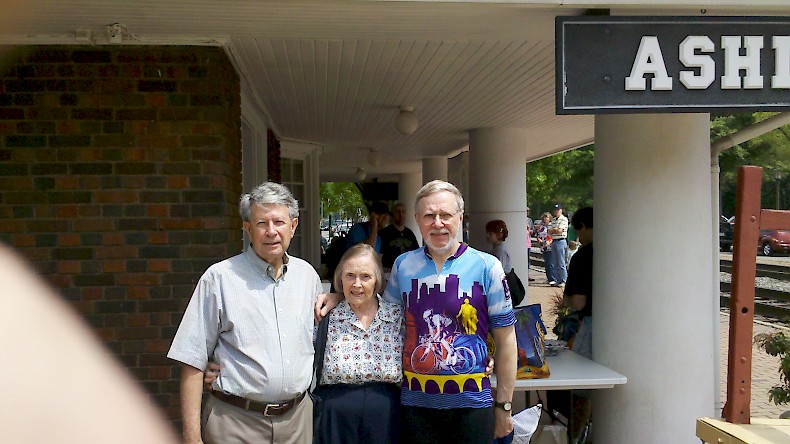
xmin=395 ymin=106 xmax=418 ymax=135
xmin=354 ymin=167 xmax=367 ymax=182
xmin=106 ymin=23 xmax=124 ymax=44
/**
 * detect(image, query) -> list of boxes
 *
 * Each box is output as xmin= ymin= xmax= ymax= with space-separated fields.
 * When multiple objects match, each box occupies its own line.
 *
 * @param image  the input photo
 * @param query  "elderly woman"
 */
xmin=315 ymin=243 xmax=403 ymax=444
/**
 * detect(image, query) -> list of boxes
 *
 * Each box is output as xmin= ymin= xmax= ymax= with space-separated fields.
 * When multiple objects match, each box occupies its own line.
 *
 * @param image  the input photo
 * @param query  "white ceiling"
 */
xmin=0 ymin=1 xmax=783 ymax=181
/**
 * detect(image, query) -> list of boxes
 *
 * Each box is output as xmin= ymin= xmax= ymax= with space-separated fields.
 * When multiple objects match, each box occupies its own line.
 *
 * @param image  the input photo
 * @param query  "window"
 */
xmin=281 ymin=158 xmax=305 ymax=256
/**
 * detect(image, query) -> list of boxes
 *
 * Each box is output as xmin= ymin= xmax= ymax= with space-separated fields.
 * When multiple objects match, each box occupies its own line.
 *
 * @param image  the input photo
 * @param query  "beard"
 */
xmin=425 ymin=229 xmax=457 ymax=256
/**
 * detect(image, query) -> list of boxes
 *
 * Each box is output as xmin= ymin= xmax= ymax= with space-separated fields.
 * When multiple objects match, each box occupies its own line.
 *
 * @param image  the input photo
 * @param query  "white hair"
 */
xmin=239 ymin=182 xmax=299 ymax=221
xmin=414 ymin=180 xmax=464 ymax=214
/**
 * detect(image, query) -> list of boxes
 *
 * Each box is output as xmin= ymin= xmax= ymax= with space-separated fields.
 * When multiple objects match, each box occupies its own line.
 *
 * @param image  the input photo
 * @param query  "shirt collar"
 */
xmin=335 ymin=296 xmax=399 ymax=324
xmin=422 ymin=243 xmax=468 ymax=260
xmin=245 ymin=246 xmax=289 ymax=280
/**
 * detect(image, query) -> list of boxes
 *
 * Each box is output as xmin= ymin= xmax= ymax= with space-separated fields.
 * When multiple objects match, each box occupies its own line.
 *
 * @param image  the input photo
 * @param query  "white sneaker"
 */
xmin=548 ymin=281 xmax=556 ymax=286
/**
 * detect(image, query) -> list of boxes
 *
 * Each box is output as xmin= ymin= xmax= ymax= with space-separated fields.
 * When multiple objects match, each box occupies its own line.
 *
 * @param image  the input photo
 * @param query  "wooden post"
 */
xmin=723 ymin=166 xmax=762 ymax=424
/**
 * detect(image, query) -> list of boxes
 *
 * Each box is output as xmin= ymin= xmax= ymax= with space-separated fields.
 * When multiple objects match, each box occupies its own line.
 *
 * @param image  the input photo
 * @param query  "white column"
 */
xmin=399 ymin=171 xmax=423 ymax=245
xmin=467 ymin=128 xmax=529 ymax=304
xmin=593 ymin=114 xmax=714 ymax=443
xmin=422 ymin=157 xmax=448 ymax=183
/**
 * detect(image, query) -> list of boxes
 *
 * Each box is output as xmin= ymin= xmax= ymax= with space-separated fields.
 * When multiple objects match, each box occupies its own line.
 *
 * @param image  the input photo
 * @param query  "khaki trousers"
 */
xmin=202 ymin=393 xmax=312 ymax=444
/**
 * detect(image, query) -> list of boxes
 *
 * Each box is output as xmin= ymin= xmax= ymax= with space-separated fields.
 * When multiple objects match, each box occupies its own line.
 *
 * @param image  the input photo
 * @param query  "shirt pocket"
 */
xmin=299 ymin=316 xmax=315 ymax=356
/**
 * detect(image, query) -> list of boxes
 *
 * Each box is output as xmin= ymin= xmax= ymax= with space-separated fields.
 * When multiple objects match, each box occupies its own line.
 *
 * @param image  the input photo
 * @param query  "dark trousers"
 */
xmin=401 ymin=404 xmax=494 ymax=444
xmin=313 ymin=383 xmax=401 ymax=444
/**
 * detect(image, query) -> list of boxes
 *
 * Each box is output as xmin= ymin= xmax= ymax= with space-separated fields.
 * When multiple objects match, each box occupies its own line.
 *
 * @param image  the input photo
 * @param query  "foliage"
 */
xmin=319 ymin=182 xmax=365 ymax=221
xmin=547 ymin=291 xmax=569 ymax=319
xmin=754 ymin=332 xmax=790 ymax=405
xmin=548 ymin=291 xmax=580 ymax=342
xmin=526 ymin=144 xmax=594 ymax=216
xmin=713 ymin=112 xmax=790 ymax=216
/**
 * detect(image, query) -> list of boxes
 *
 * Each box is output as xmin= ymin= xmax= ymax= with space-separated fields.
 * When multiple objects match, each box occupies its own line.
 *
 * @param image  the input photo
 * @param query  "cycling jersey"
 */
xmin=383 ymin=244 xmax=516 ymax=409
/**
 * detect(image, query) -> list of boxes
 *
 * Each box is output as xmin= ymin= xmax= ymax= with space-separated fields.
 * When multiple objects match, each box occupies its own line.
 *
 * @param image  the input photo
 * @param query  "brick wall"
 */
xmin=0 ymin=45 xmax=242 ymax=421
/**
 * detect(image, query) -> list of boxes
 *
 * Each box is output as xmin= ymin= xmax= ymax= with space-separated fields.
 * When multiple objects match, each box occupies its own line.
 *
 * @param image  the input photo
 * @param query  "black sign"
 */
xmin=556 ymin=16 xmax=790 ymax=114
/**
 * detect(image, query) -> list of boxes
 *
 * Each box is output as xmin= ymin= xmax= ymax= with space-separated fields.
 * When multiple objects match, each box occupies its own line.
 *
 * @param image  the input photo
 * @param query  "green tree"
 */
xmin=713 ymin=112 xmax=790 ymax=215
xmin=523 ymin=113 xmax=790 ymax=220
xmin=320 ymin=182 xmax=365 ymax=221
xmin=526 ymin=144 xmax=594 ymax=216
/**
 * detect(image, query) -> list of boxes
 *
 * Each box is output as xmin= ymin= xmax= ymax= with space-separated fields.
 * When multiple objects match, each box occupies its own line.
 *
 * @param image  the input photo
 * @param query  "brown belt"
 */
xmin=211 ymin=391 xmax=306 ymax=416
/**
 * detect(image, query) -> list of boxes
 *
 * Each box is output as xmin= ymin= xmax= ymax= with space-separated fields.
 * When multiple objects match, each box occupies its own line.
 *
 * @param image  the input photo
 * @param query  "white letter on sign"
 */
xmin=721 ymin=35 xmax=764 ymax=89
xmin=625 ymin=36 xmax=673 ymax=91
xmin=772 ymin=36 xmax=790 ymax=89
xmin=679 ymin=36 xmax=715 ymax=89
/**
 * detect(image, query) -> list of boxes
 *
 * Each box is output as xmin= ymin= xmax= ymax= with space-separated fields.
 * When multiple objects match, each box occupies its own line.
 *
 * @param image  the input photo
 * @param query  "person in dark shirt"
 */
xmin=554 ymin=206 xmax=593 ymax=442
xmin=563 ymin=206 xmax=593 ymax=357
xmin=346 ymin=201 xmax=390 ymax=253
xmin=379 ymin=202 xmax=419 ymax=270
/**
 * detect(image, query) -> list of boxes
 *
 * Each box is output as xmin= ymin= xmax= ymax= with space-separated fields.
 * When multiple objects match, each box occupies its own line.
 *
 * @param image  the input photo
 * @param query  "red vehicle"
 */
xmin=758 ymin=229 xmax=790 ymax=256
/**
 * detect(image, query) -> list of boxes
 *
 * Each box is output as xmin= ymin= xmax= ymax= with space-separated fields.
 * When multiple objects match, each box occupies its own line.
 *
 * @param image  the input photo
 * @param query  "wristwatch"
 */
xmin=494 ymin=401 xmax=512 ymax=412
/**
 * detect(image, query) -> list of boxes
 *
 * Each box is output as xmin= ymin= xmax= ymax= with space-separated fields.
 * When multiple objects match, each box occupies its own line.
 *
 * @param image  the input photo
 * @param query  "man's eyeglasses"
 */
xmin=420 ymin=211 xmax=458 ymax=224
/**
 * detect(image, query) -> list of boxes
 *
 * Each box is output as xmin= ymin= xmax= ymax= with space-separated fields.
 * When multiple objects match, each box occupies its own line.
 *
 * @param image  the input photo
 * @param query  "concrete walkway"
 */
xmin=524 ymin=266 xmax=790 ymax=420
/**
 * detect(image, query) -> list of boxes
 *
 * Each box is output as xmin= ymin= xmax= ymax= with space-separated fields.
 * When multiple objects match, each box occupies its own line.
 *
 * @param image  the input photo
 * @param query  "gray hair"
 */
xmin=414 ymin=180 xmax=464 ymax=214
xmin=239 ymin=182 xmax=299 ymax=221
xmin=333 ymin=244 xmax=384 ymax=296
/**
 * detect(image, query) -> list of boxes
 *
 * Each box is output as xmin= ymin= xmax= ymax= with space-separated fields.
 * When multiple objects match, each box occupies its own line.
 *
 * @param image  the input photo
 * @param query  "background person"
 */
xmin=564 ymin=206 xmax=593 ymax=359
xmin=314 ymin=244 xmax=404 ymax=444
xmin=534 ymin=212 xmax=555 ymax=284
xmin=549 ymin=206 xmax=594 ymax=442
xmin=168 ymin=182 xmax=322 ymax=444
xmin=346 ymin=201 xmax=390 ymax=253
xmin=485 ymin=219 xmax=512 ymax=273
xmin=379 ymin=202 xmax=419 ymax=271
xmin=548 ymin=203 xmax=569 ymax=287
xmin=525 ymin=207 xmax=535 ymax=281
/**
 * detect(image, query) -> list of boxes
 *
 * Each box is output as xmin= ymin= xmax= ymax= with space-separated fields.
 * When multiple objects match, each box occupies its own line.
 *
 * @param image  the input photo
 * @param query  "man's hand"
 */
xmin=314 ymin=292 xmax=344 ymax=322
xmin=494 ymin=407 xmax=514 ymax=439
xmin=491 ymin=325 xmax=517 ymax=439
xmin=204 ymin=362 xmax=220 ymax=389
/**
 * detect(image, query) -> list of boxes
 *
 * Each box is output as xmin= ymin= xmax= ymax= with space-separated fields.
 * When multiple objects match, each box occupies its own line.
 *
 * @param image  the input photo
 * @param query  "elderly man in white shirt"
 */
xmin=548 ymin=203 xmax=569 ymax=287
xmin=168 ymin=182 xmax=323 ymax=444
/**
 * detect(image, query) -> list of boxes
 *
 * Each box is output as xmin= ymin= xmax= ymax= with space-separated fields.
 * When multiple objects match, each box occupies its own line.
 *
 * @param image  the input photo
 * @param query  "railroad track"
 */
xmin=719 ymin=283 xmax=790 ymax=321
xmin=528 ymin=251 xmax=790 ymax=321
xmin=720 ymin=259 xmax=790 ymax=281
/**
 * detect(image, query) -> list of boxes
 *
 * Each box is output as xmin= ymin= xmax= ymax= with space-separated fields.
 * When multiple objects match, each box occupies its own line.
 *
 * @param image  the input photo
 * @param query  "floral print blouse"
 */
xmin=319 ymin=297 xmax=404 ymax=385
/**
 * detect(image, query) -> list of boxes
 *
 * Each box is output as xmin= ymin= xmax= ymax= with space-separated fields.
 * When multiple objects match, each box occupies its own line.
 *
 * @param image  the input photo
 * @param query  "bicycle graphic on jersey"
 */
xmin=410 ymin=309 xmax=477 ymax=375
